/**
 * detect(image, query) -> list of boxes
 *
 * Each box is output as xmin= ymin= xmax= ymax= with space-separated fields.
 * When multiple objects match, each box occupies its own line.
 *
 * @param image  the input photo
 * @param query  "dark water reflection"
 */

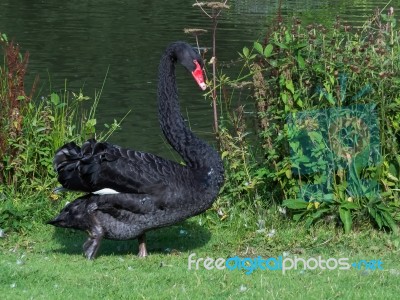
xmin=0 ymin=0 xmax=398 ymax=159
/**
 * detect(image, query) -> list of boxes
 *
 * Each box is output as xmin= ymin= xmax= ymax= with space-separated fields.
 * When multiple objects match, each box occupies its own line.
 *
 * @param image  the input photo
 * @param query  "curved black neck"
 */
xmin=157 ymin=48 xmax=222 ymax=174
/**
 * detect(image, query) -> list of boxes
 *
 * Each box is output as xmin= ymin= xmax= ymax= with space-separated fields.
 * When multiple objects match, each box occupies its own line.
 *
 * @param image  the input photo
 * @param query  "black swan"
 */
xmin=48 ymin=41 xmax=224 ymax=259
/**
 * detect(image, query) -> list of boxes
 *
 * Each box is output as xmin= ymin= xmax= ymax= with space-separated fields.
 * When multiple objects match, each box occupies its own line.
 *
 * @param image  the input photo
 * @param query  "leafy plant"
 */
xmin=258 ymin=8 xmax=400 ymax=232
xmin=213 ymin=7 xmax=400 ymax=233
xmin=0 ymin=35 xmax=127 ymax=233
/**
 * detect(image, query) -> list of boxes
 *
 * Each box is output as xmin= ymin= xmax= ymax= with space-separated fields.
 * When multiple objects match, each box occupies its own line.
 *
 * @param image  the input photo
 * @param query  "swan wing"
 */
xmin=94 ymin=193 xmax=157 ymax=216
xmin=53 ymin=139 xmax=175 ymax=194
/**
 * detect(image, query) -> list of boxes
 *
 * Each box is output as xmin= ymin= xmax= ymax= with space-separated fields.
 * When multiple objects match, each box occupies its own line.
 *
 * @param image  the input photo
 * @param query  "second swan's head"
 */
xmin=170 ymin=41 xmax=207 ymax=91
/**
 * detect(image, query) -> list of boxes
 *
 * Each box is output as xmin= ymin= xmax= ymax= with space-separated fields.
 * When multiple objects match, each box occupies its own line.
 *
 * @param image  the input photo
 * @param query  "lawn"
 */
xmin=1 ymin=211 xmax=399 ymax=300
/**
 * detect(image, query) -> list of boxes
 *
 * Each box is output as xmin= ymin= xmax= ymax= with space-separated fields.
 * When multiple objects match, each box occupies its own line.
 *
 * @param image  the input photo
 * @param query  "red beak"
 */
xmin=191 ymin=60 xmax=207 ymax=90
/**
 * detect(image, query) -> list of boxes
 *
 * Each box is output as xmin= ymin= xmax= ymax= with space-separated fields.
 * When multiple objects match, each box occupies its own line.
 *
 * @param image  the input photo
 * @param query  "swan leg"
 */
xmin=137 ymin=234 xmax=148 ymax=258
xmin=83 ymin=217 xmax=104 ymax=260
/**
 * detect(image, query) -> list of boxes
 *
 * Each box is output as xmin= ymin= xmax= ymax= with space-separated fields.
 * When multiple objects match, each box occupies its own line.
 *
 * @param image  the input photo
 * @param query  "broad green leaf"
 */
xmin=305 ymin=216 xmax=314 ymax=228
xmin=326 ymin=94 xmax=335 ymax=105
xmin=340 ymin=202 xmax=359 ymax=210
xmin=295 ymin=155 xmax=310 ymax=163
xmin=1 ymin=33 xmax=8 ymax=42
xmin=293 ymin=211 xmax=308 ymax=222
xmin=368 ymin=207 xmax=382 ymax=228
xmin=339 ymin=207 xmax=352 ymax=234
xmin=282 ymin=199 xmax=308 ymax=209
xmin=297 ymin=54 xmax=305 ymax=69
xmin=274 ymin=42 xmax=288 ymax=49
xmin=387 ymin=173 xmax=398 ymax=182
xmin=285 ymin=31 xmax=292 ymax=43
xmin=289 ymin=141 xmax=299 ymax=152
xmin=381 ymin=211 xmax=399 ymax=234
xmin=296 ymin=98 xmax=304 ymax=107
xmin=323 ymin=193 xmax=334 ymax=202
xmin=264 ymin=44 xmax=273 ymax=57
xmin=294 ymin=42 xmax=308 ymax=50
xmin=293 ymin=214 xmax=302 ymax=222
xmin=285 ymin=80 xmax=295 ymax=94
xmin=242 ymin=46 xmax=249 ymax=58
xmin=50 ymin=93 xmax=60 ymax=105
xmin=221 ymin=151 xmax=229 ymax=159
xmin=253 ymin=42 xmax=263 ymax=54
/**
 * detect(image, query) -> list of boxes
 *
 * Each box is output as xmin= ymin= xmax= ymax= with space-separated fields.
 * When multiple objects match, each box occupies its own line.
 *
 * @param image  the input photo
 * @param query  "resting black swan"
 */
xmin=48 ymin=41 xmax=224 ymax=259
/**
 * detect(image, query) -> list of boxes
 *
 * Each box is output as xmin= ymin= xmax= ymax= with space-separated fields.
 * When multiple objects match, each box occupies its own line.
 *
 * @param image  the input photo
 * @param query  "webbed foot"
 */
xmin=138 ymin=234 xmax=148 ymax=258
xmin=83 ymin=218 xmax=104 ymax=260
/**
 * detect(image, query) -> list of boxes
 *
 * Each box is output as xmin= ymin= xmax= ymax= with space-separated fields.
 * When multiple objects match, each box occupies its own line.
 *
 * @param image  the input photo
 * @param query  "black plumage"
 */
xmin=48 ymin=42 xmax=224 ymax=259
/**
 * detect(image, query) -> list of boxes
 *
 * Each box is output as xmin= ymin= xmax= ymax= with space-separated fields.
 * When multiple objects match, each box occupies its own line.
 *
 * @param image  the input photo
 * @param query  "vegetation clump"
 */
xmin=0 ymin=33 xmax=124 ymax=233
xmin=211 ymin=7 xmax=400 ymax=233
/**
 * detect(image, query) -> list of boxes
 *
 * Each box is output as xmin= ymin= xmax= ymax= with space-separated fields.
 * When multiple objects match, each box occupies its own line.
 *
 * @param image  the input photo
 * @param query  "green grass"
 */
xmin=1 ymin=209 xmax=400 ymax=299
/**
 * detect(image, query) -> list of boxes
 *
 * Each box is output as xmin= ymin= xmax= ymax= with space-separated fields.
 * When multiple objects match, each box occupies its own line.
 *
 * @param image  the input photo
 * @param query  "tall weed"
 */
xmin=0 ymin=34 xmax=125 ymax=233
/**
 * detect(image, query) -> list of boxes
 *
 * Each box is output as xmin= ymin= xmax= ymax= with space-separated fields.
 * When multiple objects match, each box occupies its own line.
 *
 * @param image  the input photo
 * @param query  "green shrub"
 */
xmin=217 ymin=8 xmax=400 ymax=233
xmin=0 ymin=34 xmax=125 ymax=233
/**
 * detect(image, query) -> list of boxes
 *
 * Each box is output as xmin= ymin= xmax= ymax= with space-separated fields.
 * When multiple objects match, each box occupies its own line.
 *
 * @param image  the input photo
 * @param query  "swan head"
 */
xmin=172 ymin=42 xmax=207 ymax=91
xmin=47 ymin=198 xmax=91 ymax=230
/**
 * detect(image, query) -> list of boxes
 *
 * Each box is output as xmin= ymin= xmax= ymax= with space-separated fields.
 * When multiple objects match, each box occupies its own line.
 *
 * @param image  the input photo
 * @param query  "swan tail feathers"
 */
xmin=53 ymin=139 xmax=98 ymax=191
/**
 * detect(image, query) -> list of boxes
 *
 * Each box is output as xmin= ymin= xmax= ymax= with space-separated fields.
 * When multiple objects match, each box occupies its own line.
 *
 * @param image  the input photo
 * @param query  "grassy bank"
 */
xmin=1 ymin=214 xmax=400 ymax=299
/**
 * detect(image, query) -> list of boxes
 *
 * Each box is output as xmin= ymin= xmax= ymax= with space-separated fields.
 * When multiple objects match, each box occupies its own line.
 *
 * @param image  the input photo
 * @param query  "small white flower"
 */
xmin=0 ymin=228 xmax=5 ymax=238
xmin=256 ymin=219 xmax=266 ymax=233
xmin=278 ymin=206 xmax=287 ymax=215
xmin=257 ymin=219 xmax=265 ymax=230
xmin=389 ymin=269 xmax=400 ymax=276
xmin=267 ymin=229 xmax=276 ymax=238
xmin=282 ymin=251 xmax=290 ymax=257
xmin=10 ymin=283 xmax=16 ymax=288
xmin=179 ymin=229 xmax=188 ymax=236
xmin=17 ymin=254 xmax=26 ymax=265
xmin=240 ymin=285 xmax=247 ymax=292
xmin=127 ymin=266 xmax=133 ymax=271
xmin=16 ymin=259 xmax=24 ymax=265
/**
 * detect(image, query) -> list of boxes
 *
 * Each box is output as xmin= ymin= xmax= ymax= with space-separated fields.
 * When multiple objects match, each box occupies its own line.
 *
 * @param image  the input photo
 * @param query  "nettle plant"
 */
xmin=232 ymin=8 xmax=400 ymax=232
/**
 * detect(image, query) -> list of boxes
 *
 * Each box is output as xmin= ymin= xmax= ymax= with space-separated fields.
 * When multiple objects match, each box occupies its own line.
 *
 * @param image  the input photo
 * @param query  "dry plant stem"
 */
xmin=194 ymin=0 xmax=229 ymax=134
xmin=212 ymin=15 xmax=218 ymax=133
xmin=195 ymin=35 xmax=200 ymax=51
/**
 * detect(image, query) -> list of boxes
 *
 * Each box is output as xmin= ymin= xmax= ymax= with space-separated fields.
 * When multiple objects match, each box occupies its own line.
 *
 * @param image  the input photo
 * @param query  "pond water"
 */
xmin=0 ymin=0 xmax=398 ymax=159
